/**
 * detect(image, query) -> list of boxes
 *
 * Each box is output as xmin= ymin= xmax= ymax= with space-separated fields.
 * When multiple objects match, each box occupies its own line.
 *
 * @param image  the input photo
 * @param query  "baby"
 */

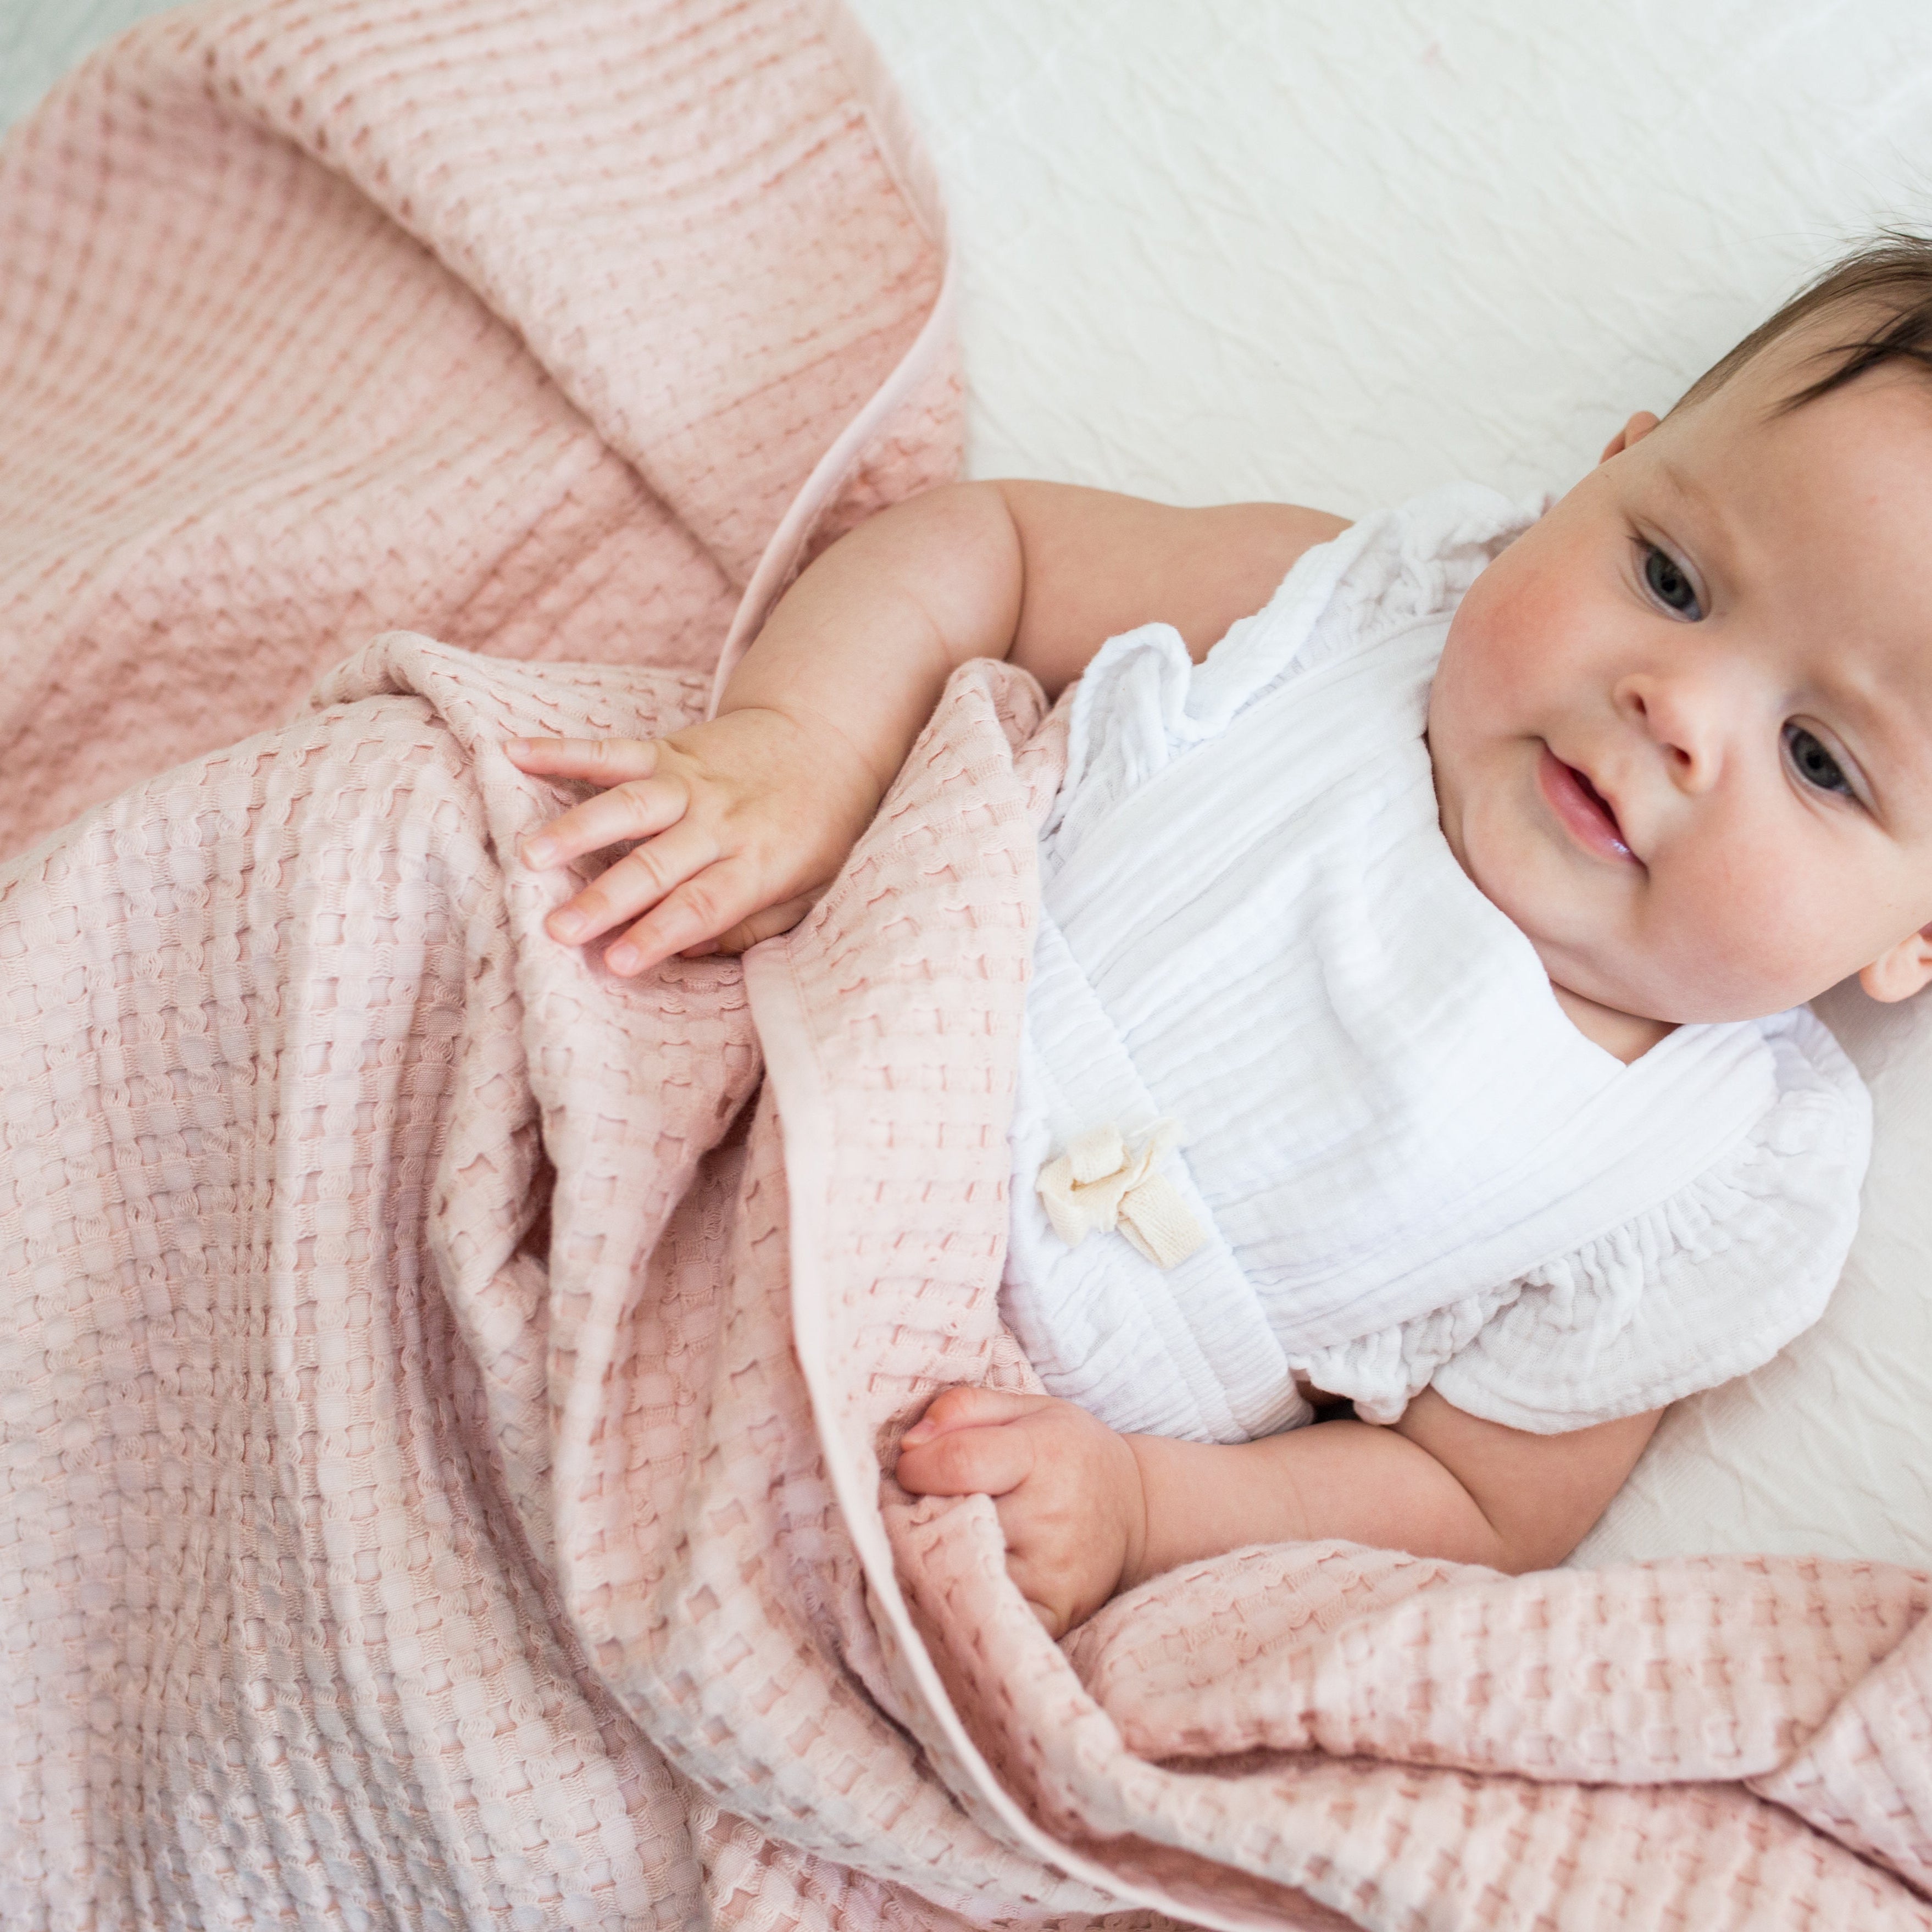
xmin=508 ymin=236 xmax=1932 ymax=1636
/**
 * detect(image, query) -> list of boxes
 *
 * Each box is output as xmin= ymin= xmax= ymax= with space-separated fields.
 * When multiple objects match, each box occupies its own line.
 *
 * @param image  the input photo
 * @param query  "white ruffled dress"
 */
xmin=1002 ymin=484 xmax=1872 ymax=1444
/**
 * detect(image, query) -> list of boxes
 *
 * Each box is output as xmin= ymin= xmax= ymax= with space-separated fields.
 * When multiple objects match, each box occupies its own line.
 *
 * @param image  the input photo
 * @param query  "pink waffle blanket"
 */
xmin=5 ymin=4 xmax=1932 ymax=1929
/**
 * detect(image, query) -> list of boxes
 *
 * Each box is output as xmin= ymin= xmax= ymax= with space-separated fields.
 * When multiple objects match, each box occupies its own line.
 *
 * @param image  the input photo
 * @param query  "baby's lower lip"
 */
xmin=1537 ymin=746 xmax=1636 ymax=862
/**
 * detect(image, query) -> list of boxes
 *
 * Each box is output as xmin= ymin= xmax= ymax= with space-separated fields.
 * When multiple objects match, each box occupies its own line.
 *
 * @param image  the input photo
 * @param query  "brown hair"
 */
xmin=1673 ymin=231 xmax=1932 ymax=415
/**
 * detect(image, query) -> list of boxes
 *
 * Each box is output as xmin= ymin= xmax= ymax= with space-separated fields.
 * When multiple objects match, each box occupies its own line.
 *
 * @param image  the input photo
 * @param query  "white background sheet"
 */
xmin=849 ymin=0 xmax=1932 ymax=514
xmin=7 ymin=0 xmax=1932 ymax=1569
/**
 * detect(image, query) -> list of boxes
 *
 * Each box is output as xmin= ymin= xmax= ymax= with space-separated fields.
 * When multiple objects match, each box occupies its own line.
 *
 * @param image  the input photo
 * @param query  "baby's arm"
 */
xmin=896 ymin=1386 xmax=1659 ymax=1636
xmin=508 ymin=482 xmax=1346 ymax=975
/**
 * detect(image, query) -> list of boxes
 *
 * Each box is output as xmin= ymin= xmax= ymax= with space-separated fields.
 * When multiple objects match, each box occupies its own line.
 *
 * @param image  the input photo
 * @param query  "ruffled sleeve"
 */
xmin=1286 ymin=1005 xmax=1872 ymax=1434
xmin=1040 ymin=482 xmax=1531 ymax=871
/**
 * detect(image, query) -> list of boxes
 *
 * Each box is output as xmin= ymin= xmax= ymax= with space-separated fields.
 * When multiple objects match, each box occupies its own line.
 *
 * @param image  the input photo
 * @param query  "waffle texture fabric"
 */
xmin=9 ymin=640 xmax=1932 ymax=1932
xmin=1003 ymin=486 xmax=1870 ymax=1444
xmin=0 ymin=0 xmax=960 ymax=861
xmin=7 ymin=5 xmax=1932 ymax=1931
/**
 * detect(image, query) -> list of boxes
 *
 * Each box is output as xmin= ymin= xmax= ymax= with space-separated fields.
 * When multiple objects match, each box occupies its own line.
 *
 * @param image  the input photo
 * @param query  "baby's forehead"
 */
xmin=1656 ymin=354 xmax=1932 ymax=540
xmin=1694 ymin=304 xmax=1932 ymax=442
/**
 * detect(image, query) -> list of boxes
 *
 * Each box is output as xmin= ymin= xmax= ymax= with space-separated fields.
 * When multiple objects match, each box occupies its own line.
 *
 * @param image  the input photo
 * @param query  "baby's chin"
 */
xmin=1515 ymin=919 xmax=1712 ymax=1031
xmin=1548 ymin=949 xmax=1823 ymax=1030
xmin=1439 ymin=770 xmax=1816 ymax=1025
xmin=1453 ymin=823 xmax=1750 ymax=1025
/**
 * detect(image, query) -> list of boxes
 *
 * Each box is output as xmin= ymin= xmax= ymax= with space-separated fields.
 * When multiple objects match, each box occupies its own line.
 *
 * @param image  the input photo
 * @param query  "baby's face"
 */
xmin=1429 ymin=331 xmax=1932 ymax=1025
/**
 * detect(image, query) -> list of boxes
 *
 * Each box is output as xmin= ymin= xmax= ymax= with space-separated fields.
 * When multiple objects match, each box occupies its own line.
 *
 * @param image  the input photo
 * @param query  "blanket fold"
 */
xmin=0 ymin=0 xmax=959 ymax=860
xmin=7 ymin=4 xmax=1932 ymax=1930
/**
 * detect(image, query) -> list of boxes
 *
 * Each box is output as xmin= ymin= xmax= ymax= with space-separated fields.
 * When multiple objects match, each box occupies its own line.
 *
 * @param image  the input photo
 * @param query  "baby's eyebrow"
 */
xmin=1651 ymin=457 xmax=1733 ymax=565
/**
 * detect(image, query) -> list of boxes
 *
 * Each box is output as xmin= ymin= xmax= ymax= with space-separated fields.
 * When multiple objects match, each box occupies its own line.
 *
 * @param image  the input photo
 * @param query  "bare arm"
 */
xmin=507 ymin=481 xmax=1346 ymax=974
xmin=897 ymin=1385 xmax=1659 ymax=1635
xmin=1128 ymin=1390 xmax=1661 ymax=1580
xmin=727 ymin=481 xmax=1346 ymax=774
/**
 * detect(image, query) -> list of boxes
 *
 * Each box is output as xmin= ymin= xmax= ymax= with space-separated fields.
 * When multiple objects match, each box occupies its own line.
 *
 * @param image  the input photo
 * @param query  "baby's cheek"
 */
xmin=1438 ymin=539 xmax=1569 ymax=709
xmin=1650 ymin=844 xmax=1840 ymax=1019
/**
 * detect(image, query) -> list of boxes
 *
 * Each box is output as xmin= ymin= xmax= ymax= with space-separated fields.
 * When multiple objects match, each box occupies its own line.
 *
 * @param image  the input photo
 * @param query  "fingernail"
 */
xmin=901 ymin=1422 xmax=932 ymax=1446
xmin=522 ymin=836 xmax=556 ymax=868
xmin=504 ymin=738 xmax=530 ymax=758
xmin=605 ymin=943 xmax=637 ymax=974
xmin=550 ymin=910 xmax=586 ymax=941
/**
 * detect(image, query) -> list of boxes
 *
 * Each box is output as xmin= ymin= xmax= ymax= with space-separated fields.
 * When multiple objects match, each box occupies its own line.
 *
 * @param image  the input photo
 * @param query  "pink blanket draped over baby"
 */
xmin=3 ymin=3 xmax=1931 ymax=1928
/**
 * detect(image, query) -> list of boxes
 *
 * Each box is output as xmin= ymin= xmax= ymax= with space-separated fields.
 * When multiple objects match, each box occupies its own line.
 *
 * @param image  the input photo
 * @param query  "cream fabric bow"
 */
xmin=1035 ymin=1119 xmax=1209 ymax=1269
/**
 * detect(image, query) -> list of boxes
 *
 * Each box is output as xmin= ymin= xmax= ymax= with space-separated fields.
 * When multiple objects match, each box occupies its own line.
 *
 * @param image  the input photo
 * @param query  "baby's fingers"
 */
xmin=547 ymin=820 xmax=719 ymax=954
xmin=896 ymin=1420 xmax=1036 ymax=1500
xmin=686 ymin=892 xmax=823 ymax=959
xmin=504 ymin=735 xmax=660 ymax=786
xmin=902 ymin=1386 xmax=1052 ymax=1447
xmin=1002 ymin=1559 xmax=1077 ymax=1641
xmin=601 ymin=857 xmax=771 ymax=975
xmin=521 ymin=775 xmax=687 ymax=879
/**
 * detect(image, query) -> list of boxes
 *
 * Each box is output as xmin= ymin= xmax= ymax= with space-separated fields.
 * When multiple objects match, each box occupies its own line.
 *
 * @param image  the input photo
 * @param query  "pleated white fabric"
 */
xmin=1003 ymin=485 xmax=1870 ymax=1443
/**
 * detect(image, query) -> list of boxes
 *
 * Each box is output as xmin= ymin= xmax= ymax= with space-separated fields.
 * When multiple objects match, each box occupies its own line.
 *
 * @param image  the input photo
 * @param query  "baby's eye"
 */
xmin=1642 ymin=543 xmax=1702 ymax=619
xmin=1784 ymin=723 xmax=1854 ymax=797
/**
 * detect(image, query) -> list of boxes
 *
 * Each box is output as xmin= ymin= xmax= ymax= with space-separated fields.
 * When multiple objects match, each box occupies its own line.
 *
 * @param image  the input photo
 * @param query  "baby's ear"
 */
xmin=1858 ymin=923 xmax=1932 ymax=1003
xmin=1598 ymin=410 xmax=1662 ymax=465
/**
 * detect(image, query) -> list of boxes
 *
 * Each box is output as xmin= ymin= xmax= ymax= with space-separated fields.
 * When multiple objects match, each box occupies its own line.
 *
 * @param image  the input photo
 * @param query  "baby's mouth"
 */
xmin=1537 ymin=746 xmax=1636 ymax=862
xmin=1573 ymin=766 xmax=1619 ymax=831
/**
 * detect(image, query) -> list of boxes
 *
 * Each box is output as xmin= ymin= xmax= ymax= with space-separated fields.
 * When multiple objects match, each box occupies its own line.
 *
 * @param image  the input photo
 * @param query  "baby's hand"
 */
xmin=504 ymin=706 xmax=880 ymax=976
xmin=895 ymin=1387 xmax=1149 ymax=1637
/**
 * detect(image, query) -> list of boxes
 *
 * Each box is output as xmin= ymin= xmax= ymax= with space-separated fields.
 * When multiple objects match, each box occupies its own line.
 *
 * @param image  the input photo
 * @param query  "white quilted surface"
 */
xmin=9 ymin=0 xmax=1932 ymax=1569
xmin=848 ymin=0 xmax=1932 ymax=513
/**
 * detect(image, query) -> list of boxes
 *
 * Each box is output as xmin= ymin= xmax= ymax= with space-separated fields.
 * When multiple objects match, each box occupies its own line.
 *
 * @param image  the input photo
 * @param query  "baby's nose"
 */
xmin=1614 ymin=670 xmax=1726 ymax=791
